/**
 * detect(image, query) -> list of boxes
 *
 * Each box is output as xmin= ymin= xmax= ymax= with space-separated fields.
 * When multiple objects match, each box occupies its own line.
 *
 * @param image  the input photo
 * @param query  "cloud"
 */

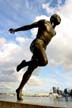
xmin=0 ymin=38 xmax=6 ymax=46
xmin=42 ymin=3 xmax=57 ymax=14
xmin=47 ymin=8 xmax=72 ymax=71
xmin=59 ymin=0 xmax=72 ymax=19
xmin=27 ymin=74 xmax=44 ymax=86
xmin=0 ymin=82 xmax=19 ymax=93
xmin=0 ymin=39 xmax=20 ymax=62
xmin=0 ymin=37 xmax=32 ymax=83
xmin=42 ymin=0 xmax=63 ymax=15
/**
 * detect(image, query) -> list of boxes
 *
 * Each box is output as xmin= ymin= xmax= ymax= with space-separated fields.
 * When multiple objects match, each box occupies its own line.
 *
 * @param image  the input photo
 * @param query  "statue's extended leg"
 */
xmin=16 ymin=60 xmax=26 ymax=72
xmin=16 ymin=60 xmax=33 ymax=72
xmin=16 ymin=61 xmax=38 ymax=100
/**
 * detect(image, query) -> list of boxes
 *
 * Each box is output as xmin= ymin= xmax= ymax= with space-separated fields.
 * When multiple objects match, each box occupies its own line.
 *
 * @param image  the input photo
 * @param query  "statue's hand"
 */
xmin=9 ymin=28 xmax=15 ymax=34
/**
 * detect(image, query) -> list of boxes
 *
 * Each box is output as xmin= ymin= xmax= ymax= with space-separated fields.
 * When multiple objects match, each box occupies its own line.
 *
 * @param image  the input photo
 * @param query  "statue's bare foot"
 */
xmin=16 ymin=60 xmax=26 ymax=72
xmin=16 ymin=89 xmax=23 ymax=101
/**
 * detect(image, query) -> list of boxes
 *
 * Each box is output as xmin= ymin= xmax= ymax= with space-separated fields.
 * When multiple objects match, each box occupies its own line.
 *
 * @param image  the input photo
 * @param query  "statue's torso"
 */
xmin=37 ymin=20 xmax=56 ymax=45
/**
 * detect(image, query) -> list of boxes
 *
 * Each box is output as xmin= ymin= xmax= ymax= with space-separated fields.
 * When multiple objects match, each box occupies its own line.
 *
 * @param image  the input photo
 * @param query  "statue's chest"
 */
xmin=44 ymin=23 xmax=56 ymax=36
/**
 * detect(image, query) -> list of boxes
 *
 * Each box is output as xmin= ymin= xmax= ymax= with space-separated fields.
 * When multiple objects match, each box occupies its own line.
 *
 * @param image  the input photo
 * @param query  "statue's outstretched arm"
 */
xmin=9 ymin=21 xmax=40 ymax=34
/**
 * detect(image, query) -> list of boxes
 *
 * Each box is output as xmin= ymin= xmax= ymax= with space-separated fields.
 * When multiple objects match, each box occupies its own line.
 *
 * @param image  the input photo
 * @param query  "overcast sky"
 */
xmin=0 ymin=0 xmax=72 ymax=94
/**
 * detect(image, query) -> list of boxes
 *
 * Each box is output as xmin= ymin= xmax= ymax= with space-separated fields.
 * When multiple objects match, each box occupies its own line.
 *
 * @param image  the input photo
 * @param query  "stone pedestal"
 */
xmin=0 ymin=101 xmax=60 ymax=108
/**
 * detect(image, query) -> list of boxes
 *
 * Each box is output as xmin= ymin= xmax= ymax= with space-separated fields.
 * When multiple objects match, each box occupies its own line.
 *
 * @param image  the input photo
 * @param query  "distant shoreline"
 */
xmin=0 ymin=93 xmax=72 ymax=99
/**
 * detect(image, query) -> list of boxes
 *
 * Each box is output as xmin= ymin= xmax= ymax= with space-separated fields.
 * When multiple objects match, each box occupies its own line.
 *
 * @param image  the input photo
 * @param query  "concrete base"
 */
xmin=0 ymin=94 xmax=72 ymax=108
xmin=0 ymin=100 xmax=66 ymax=108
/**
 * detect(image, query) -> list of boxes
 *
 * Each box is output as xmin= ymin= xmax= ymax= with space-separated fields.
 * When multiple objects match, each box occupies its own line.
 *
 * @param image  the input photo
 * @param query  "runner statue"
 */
xmin=9 ymin=14 xmax=61 ymax=100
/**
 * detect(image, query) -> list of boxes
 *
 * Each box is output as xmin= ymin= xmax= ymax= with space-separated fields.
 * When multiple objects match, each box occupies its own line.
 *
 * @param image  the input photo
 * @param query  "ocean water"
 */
xmin=0 ymin=94 xmax=72 ymax=107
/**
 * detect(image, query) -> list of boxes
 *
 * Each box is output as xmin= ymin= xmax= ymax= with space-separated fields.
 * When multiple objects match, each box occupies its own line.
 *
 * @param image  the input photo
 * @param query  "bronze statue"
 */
xmin=9 ymin=14 xmax=61 ymax=100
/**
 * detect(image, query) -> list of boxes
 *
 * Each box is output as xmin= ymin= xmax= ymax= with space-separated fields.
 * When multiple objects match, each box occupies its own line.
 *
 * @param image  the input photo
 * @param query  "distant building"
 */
xmin=53 ymin=87 xmax=57 ymax=93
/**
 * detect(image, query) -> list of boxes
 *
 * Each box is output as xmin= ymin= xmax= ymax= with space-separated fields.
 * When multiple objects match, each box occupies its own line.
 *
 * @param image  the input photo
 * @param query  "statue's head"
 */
xmin=50 ymin=14 xmax=61 ymax=25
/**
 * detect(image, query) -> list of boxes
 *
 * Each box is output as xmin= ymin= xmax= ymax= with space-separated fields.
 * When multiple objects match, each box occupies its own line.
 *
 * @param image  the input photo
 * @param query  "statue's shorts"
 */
xmin=30 ymin=38 xmax=46 ymax=54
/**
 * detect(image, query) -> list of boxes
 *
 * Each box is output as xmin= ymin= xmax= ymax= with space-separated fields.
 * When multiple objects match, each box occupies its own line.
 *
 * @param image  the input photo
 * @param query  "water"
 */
xmin=0 ymin=94 xmax=72 ymax=107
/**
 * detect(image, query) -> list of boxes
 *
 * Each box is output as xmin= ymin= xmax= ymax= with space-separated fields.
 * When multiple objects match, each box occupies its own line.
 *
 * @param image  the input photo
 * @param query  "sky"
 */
xmin=0 ymin=0 xmax=72 ymax=94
